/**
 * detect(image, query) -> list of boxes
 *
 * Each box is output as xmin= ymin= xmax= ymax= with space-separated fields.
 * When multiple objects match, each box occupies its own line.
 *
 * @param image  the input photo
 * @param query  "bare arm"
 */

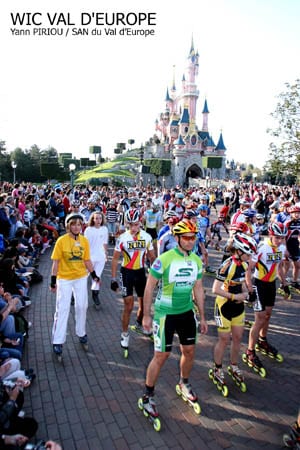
xmin=193 ymin=278 xmax=208 ymax=334
xmin=142 ymin=274 xmax=158 ymax=332
xmin=111 ymin=250 xmax=121 ymax=279
xmin=212 ymin=279 xmax=248 ymax=303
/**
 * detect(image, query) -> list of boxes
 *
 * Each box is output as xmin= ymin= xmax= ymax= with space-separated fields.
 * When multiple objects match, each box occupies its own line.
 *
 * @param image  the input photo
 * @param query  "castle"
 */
xmin=144 ymin=38 xmax=227 ymax=187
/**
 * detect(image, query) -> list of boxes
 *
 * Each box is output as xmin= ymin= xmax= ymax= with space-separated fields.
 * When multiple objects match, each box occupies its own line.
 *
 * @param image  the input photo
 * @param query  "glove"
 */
xmin=283 ymin=285 xmax=290 ymax=296
xmin=50 ymin=275 xmax=57 ymax=289
xmin=111 ymin=280 xmax=119 ymax=291
xmin=90 ymin=271 xmax=100 ymax=282
xmin=247 ymin=290 xmax=257 ymax=303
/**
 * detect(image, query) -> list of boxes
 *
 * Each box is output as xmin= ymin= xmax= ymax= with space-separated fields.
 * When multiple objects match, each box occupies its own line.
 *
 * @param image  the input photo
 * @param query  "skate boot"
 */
xmin=244 ymin=319 xmax=253 ymax=330
xmin=120 ymin=332 xmax=129 ymax=358
xmin=227 ymin=364 xmax=247 ymax=392
xmin=175 ymin=382 xmax=201 ymax=414
xmin=290 ymin=282 xmax=300 ymax=295
xmin=283 ymin=421 xmax=300 ymax=449
xmin=137 ymin=395 xmax=161 ymax=431
xmin=242 ymin=349 xmax=266 ymax=377
xmin=91 ymin=290 xmax=101 ymax=310
xmin=79 ymin=334 xmax=89 ymax=351
xmin=278 ymin=284 xmax=292 ymax=300
xmin=130 ymin=321 xmax=153 ymax=340
xmin=204 ymin=266 xmax=216 ymax=276
xmin=53 ymin=344 xmax=63 ymax=363
xmin=208 ymin=366 xmax=228 ymax=397
xmin=255 ymin=337 xmax=283 ymax=362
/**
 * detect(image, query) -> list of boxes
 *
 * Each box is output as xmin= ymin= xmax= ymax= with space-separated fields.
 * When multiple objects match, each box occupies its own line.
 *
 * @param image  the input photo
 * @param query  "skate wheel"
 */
xmin=175 ymin=384 xmax=181 ymax=396
xmin=221 ymin=385 xmax=229 ymax=397
xmin=193 ymin=402 xmax=201 ymax=415
xmin=124 ymin=349 xmax=128 ymax=359
xmin=217 ymin=382 xmax=222 ymax=391
xmin=153 ymin=417 xmax=161 ymax=432
xmin=259 ymin=367 xmax=267 ymax=378
xmin=208 ymin=369 xmax=214 ymax=380
xmin=276 ymin=353 xmax=284 ymax=363
xmin=138 ymin=398 xmax=144 ymax=411
xmin=240 ymin=382 xmax=247 ymax=393
xmin=242 ymin=354 xmax=247 ymax=363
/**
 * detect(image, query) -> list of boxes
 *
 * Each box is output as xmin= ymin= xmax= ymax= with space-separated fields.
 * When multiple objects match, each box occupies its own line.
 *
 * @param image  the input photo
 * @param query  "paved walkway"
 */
xmin=23 ymin=240 xmax=300 ymax=450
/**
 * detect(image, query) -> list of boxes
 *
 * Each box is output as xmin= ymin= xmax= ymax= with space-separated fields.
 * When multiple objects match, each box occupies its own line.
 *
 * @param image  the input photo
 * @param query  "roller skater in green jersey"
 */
xmin=210 ymin=232 xmax=257 ymax=396
xmin=244 ymin=222 xmax=288 ymax=375
xmin=140 ymin=220 xmax=208 ymax=425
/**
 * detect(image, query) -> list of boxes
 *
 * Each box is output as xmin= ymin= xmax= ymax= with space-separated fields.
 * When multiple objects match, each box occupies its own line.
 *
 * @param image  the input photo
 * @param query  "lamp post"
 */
xmin=69 ymin=163 xmax=76 ymax=189
xmin=11 ymin=161 xmax=17 ymax=183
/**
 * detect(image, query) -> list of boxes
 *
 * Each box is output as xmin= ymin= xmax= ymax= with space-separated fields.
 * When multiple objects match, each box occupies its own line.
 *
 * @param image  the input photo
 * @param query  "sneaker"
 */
xmin=120 ymin=332 xmax=129 ymax=348
xmin=79 ymin=335 xmax=88 ymax=345
xmin=179 ymin=382 xmax=197 ymax=401
xmin=142 ymin=395 xmax=159 ymax=417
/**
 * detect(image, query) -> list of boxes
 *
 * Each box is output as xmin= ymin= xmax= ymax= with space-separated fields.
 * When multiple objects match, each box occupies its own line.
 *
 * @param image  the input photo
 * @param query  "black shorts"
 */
xmin=146 ymin=228 xmax=157 ymax=240
xmin=120 ymin=267 xmax=146 ymax=298
xmin=153 ymin=309 xmax=197 ymax=352
xmin=254 ymin=278 xmax=276 ymax=309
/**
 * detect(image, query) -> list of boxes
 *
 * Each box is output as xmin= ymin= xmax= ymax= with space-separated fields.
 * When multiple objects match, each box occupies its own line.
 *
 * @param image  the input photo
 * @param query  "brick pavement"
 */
xmin=23 ymin=240 xmax=300 ymax=450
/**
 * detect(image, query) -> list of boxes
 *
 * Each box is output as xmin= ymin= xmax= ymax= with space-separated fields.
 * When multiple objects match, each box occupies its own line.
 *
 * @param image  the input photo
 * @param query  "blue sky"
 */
xmin=1 ymin=0 xmax=300 ymax=169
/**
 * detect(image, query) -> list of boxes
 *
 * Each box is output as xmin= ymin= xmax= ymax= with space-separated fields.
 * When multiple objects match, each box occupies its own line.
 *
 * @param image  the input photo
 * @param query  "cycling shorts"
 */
xmin=214 ymin=296 xmax=245 ymax=332
xmin=254 ymin=278 xmax=276 ymax=309
xmin=120 ymin=267 xmax=146 ymax=298
xmin=153 ymin=309 xmax=197 ymax=352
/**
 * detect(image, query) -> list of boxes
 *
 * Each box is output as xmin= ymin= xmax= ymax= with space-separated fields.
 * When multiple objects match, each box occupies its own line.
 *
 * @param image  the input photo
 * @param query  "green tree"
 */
xmin=266 ymin=79 xmax=300 ymax=182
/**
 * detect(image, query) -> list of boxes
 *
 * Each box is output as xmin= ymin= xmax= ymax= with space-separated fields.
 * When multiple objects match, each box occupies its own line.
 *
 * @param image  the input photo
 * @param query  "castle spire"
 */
xmin=215 ymin=131 xmax=227 ymax=151
xmin=202 ymin=99 xmax=209 ymax=131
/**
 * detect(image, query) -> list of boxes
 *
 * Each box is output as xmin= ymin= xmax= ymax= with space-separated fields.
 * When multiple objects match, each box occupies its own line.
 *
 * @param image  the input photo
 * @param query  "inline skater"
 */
xmin=209 ymin=233 xmax=257 ymax=396
xmin=244 ymin=222 xmax=289 ymax=372
xmin=110 ymin=209 xmax=155 ymax=356
xmin=140 ymin=220 xmax=208 ymax=421
xmin=283 ymin=205 xmax=300 ymax=293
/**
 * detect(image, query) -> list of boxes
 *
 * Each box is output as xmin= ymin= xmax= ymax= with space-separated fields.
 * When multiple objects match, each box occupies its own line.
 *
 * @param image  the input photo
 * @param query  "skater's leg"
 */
xmin=258 ymin=306 xmax=273 ymax=339
xmin=52 ymin=279 xmax=73 ymax=345
xmin=145 ymin=351 xmax=170 ymax=388
xmin=179 ymin=344 xmax=195 ymax=379
xmin=230 ymin=325 xmax=244 ymax=364
xmin=248 ymin=310 xmax=266 ymax=350
xmin=122 ymin=295 xmax=134 ymax=332
xmin=214 ymin=331 xmax=230 ymax=365
xmin=73 ymin=276 xmax=89 ymax=339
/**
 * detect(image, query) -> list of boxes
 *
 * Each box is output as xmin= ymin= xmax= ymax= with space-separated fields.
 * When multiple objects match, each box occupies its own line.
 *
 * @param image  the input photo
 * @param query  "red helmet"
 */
xmin=230 ymin=223 xmax=249 ymax=234
xmin=268 ymin=222 xmax=287 ymax=237
xmin=288 ymin=205 xmax=300 ymax=214
xmin=232 ymin=233 xmax=257 ymax=255
xmin=125 ymin=208 xmax=140 ymax=223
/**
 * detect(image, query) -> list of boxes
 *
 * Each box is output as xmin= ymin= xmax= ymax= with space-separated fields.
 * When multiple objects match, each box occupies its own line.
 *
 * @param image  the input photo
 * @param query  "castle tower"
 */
xmin=149 ymin=38 xmax=227 ymax=187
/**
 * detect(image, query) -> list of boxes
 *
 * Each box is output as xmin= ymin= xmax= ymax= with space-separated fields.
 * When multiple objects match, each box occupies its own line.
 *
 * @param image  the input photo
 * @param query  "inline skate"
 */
xmin=79 ymin=335 xmax=89 ymax=351
xmin=175 ymin=382 xmax=201 ymax=414
xmin=137 ymin=395 xmax=161 ymax=431
xmin=130 ymin=321 xmax=154 ymax=341
xmin=242 ymin=349 xmax=266 ymax=377
xmin=290 ymin=282 xmax=300 ymax=295
xmin=53 ymin=344 xmax=63 ymax=363
xmin=283 ymin=422 xmax=300 ymax=449
xmin=277 ymin=284 xmax=292 ymax=300
xmin=120 ymin=332 xmax=129 ymax=358
xmin=244 ymin=319 xmax=253 ymax=330
xmin=255 ymin=337 xmax=283 ymax=362
xmin=208 ymin=366 xmax=229 ymax=397
xmin=227 ymin=364 xmax=247 ymax=393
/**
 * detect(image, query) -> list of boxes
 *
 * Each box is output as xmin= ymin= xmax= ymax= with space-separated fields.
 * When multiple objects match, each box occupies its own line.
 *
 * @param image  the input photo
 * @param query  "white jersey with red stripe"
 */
xmin=231 ymin=210 xmax=246 ymax=225
xmin=252 ymin=238 xmax=286 ymax=282
xmin=115 ymin=229 xmax=153 ymax=270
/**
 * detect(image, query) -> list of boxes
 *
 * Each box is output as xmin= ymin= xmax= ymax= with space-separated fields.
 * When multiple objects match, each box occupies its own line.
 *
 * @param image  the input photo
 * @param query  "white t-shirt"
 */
xmin=84 ymin=226 xmax=108 ymax=261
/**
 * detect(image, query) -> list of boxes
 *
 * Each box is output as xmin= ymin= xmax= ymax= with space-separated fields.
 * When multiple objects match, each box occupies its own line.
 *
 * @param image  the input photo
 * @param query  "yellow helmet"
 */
xmin=172 ymin=220 xmax=198 ymax=235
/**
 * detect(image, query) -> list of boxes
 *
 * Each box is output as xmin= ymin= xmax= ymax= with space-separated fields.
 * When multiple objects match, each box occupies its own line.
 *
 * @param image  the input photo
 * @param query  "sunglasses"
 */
xmin=181 ymin=235 xmax=196 ymax=241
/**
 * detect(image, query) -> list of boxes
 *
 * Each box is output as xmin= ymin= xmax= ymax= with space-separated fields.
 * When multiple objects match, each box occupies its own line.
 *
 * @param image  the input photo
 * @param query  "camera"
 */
xmin=25 ymin=440 xmax=47 ymax=450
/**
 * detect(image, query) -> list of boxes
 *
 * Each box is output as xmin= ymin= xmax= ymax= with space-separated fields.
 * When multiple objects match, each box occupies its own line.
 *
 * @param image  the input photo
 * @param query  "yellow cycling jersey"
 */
xmin=51 ymin=234 xmax=91 ymax=280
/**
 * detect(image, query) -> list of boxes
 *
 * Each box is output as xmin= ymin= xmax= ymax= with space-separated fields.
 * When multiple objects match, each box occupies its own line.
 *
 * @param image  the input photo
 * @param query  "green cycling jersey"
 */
xmin=150 ymin=247 xmax=203 ymax=315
